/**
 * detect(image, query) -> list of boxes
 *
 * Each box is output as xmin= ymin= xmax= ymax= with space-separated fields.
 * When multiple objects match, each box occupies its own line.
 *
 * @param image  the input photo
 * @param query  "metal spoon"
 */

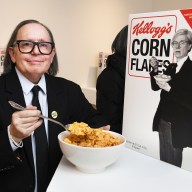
xmin=8 ymin=100 xmax=70 ymax=131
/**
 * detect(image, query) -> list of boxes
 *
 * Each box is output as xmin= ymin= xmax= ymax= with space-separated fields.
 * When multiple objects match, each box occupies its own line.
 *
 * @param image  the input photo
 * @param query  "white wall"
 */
xmin=0 ymin=0 xmax=191 ymax=103
xmin=152 ymin=0 xmax=192 ymax=11
xmin=0 ymin=0 xmax=152 ymax=88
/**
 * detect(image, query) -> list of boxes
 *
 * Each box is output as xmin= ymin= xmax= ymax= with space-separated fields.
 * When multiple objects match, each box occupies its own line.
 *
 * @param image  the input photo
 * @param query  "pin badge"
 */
xmin=51 ymin=111 xmax=58 ymax=119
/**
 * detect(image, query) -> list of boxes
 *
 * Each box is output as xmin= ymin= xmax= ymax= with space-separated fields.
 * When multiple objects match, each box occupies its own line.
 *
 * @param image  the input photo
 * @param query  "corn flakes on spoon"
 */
xmin=67 ymin=122 xmax=94 ymax=135
xmin=8 ymin=101 xmax=70 ymax=131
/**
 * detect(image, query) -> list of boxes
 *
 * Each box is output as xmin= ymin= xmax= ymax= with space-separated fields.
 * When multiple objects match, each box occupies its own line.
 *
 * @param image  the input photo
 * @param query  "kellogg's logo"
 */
xmin=128 ymin=15 xmax=177 ymax=78
xmin=132 ymin=21 xmax=173 ymax=38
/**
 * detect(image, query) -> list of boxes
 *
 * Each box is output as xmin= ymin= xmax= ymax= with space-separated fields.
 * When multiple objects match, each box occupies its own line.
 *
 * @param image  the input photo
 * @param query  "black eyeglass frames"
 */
xmin=13 ymin=40 xmax=55 ymax=55
xmin=171 ymin=40 xmax=189 ymax=48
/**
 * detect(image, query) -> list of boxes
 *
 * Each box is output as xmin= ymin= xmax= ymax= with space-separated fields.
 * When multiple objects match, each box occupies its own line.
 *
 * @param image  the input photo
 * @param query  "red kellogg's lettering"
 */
xmin=132 ymin=20 xmax=173 ymax=38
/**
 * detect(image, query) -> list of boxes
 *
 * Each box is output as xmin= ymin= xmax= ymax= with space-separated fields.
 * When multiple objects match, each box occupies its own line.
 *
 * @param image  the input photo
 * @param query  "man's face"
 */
xmin=172 ymin=34 xmax=192 ymax=61
xmin=9 ymin=23 xmax=56 ymax=83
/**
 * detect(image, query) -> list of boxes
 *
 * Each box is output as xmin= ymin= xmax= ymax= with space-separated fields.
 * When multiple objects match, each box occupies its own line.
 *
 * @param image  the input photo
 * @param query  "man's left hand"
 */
xmin=102 ymin=125 xmax=110 ymax=131
xmin=156 ymin=81 xmax=171 ymax=92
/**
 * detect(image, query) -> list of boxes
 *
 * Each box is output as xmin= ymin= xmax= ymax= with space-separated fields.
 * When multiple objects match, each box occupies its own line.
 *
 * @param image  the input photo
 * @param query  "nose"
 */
xmin=31 ymin=44 xmax=40 ymax=54
xmin=176 ymin=42 xmax=182 ymax=48
xmin=177 ymin=44 xmax=180 ymax=48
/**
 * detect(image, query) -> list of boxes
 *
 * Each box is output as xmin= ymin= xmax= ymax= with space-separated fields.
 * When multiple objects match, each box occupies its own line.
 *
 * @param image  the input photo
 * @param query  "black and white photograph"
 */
xmin=123 ymin=8 xmax=192 ymax=172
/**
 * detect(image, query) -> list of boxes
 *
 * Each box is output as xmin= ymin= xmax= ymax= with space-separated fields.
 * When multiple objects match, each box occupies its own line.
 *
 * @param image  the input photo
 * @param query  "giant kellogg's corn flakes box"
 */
xmin=123 ymin=8 xmax=192 ymax=172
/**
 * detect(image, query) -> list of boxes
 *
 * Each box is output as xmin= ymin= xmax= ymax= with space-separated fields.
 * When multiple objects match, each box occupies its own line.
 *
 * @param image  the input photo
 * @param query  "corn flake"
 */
xmin=64 ymin=122 xmax=121 ymax=147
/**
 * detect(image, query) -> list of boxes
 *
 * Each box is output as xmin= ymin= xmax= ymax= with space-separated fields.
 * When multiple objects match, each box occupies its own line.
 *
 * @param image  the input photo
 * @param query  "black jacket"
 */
xmin=0 ymin=68 xmax=107 ymax=192
xmin=150 ymin=57 xmax=192 ymax=148
xmin=96 ymin=53 xmax=126 ymax=134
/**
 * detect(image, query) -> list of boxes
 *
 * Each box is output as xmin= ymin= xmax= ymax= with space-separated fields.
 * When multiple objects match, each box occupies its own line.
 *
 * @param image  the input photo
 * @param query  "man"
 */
xmin=149 ymin=29 xmax=192 ymax=167
xmin=0 ymin=20 xmax=109 ymax=192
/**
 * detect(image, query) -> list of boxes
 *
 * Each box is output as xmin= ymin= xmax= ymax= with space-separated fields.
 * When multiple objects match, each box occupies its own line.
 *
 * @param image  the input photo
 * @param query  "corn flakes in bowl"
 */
xmin=58 ymin=122 xmax=126 ymax=173
xmin=154 ymin=74 xmax=171 ymax=82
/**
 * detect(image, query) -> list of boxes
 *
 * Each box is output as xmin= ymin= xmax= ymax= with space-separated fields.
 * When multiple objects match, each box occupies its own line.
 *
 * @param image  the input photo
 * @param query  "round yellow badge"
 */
xmin=51 ymin=111 xmax=58 ymax=119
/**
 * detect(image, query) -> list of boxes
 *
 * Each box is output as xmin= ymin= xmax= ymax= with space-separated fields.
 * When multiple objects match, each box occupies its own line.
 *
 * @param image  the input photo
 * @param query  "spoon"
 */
xmin=8 ymin=100 xmax=70 ymax=131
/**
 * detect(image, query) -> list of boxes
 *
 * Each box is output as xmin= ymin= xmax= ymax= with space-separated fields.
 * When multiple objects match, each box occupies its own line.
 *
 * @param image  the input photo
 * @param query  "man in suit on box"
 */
xmin=149 ymin=28 xmax=192 ymax=167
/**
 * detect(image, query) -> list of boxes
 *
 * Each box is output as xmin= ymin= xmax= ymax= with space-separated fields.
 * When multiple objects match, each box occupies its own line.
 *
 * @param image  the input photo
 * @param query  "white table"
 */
xmin=47 ymin=148 xmax=192 ymax=192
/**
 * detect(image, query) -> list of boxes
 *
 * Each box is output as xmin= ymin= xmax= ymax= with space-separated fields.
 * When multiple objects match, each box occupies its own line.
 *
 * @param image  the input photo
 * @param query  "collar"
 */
xmin=15 ymin=67 xmax=47 ymax=95
xmin=176 ymin=56 xmax=188 ymax=73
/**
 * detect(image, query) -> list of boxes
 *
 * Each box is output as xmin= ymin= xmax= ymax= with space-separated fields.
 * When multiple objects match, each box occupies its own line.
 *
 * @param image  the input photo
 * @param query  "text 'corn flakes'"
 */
xmin=64 ymin=122 xmax=121 ymax=148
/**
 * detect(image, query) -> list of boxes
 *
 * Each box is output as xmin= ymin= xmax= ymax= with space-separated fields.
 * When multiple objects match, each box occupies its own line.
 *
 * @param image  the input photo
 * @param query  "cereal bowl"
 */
xmin=154 ymin=74 xmax=171 ymax=82
xmin=58 ymin=130 xmax=126 ymax=173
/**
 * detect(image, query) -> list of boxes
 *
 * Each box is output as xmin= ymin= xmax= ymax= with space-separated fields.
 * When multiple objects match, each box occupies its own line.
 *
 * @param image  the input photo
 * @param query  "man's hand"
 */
xmin=101 ymin=125 xmax=110 ymax=131
xmin=9 ymin=105 xmax=43 ymax=143
xmin=156 ymin=81 xmax=171 ymax=92
xmin=149 ymin=56 xmax=159 ymax=72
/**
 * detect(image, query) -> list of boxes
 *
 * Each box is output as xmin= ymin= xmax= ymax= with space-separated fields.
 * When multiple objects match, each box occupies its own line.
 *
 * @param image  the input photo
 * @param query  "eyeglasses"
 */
xmin=13 ymin=40 xmax=55 ymax=55
xmin=171 ymin=40 xmax=188 ymax=48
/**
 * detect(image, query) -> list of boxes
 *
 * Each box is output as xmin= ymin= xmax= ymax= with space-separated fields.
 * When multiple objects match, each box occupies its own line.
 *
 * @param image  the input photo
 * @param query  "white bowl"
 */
xmin=58 ymin=130 xmax=126 ymax=173
xmin=154 ymin=74 xmax=171 ymax=82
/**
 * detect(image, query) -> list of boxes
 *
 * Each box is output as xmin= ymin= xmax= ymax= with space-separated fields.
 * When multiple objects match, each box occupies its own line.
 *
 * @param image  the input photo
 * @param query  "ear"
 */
xmin=51 ymin=48 xmax=56 ymax=63
xmin=188 ymin=44 xmax=192 ymax=52
xmin=8 ymin=47 xmax=16 ymax=63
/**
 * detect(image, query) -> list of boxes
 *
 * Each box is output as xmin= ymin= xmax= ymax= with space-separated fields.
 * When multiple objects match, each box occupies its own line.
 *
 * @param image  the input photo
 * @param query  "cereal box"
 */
xmin=123 ymin=8 xmax=192 ymax=172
